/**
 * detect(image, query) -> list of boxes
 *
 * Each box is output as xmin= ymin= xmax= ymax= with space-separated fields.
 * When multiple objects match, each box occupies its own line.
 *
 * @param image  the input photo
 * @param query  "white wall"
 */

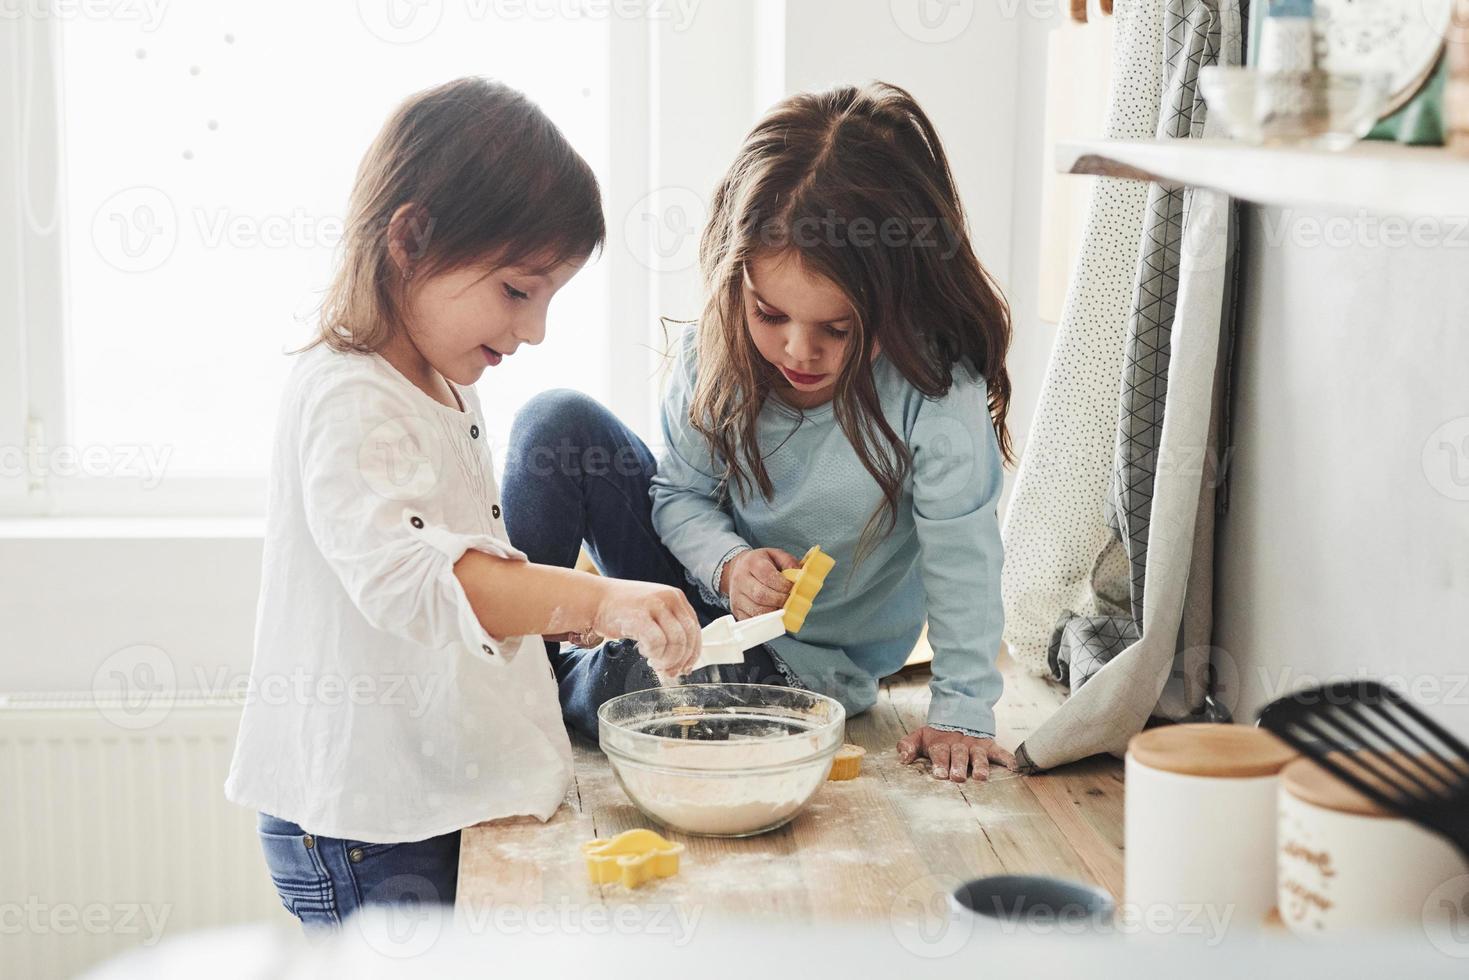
xmin=1214 ymin=203 xmax=1469 ymax=735
xmin=779 ymin=0 xmax=1021 ymax=297
xmin=0 ymin=525 xmax=262 ymax=695
xmin=1002 ymin=7 xmax=1065 ymax=493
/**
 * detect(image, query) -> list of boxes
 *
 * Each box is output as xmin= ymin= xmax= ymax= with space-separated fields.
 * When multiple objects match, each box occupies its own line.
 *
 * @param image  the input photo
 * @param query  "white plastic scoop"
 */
xmin=684 ymin=609 xmax=787 ymax=676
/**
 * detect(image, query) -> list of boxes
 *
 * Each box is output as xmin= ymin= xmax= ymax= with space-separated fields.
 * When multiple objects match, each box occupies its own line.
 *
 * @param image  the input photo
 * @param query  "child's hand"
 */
xmin=720 ymin=548 xmax=801 ymax=621
xmin=592 ymin=579 xmax=702 ymax=678
xmin=896 ymin=727 xmax=1016 ymax=783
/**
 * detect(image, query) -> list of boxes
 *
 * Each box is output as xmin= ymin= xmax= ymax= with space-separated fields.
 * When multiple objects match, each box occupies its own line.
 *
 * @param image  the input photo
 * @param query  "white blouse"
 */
xmin=224 ymin=344 xmax=573 ymax=843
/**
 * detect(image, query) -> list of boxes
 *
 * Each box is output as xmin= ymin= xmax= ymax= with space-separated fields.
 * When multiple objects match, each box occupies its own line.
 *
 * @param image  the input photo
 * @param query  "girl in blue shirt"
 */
xmin=503 ymin=81 xmax=1014 ymax=782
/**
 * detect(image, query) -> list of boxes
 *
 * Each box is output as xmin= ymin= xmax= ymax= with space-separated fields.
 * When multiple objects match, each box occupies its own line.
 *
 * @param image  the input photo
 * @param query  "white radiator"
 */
xmin=0 ymin=694 xmax=286 ymax=979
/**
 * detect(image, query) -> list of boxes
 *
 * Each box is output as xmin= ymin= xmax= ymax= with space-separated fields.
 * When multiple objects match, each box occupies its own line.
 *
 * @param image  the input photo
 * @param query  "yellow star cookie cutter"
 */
xmin=828 ymin=743 xmax=866 ymax=781
xmin=780 ymin=545 xmax=836 ymax=633
xmin=581 ymin=829 xmax=685 ymax=888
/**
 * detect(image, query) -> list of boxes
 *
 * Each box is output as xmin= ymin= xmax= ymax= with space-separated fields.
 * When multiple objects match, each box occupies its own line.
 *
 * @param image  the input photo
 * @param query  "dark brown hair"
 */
xmin=310 ymin=76 xmax=605 ymax=352
xmin=690 ymin=81 xmax=1013 ymax=555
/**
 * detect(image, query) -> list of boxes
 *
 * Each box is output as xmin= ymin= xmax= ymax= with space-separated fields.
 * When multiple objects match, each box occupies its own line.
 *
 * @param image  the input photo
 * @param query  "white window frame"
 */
xmin=3 ymin=14 xmax=70 ymax=517
xmin=2 ymin=12 xmax=344 ymax=516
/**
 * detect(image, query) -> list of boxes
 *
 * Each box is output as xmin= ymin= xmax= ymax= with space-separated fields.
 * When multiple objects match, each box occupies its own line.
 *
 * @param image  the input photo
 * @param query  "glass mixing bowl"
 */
xmin=597 ymin=684 xmax=846 ymax=838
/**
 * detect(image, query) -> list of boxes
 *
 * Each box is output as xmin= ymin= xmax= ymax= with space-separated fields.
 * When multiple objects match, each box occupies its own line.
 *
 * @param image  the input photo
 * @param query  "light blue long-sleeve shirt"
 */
xmin=650 ymin=329 xmax=1005 ymax=736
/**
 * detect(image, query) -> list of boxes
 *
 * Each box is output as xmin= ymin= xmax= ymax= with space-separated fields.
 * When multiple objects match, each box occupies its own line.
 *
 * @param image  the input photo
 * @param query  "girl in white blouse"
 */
xmin=224 ymin=78 xmax=702 ymax=933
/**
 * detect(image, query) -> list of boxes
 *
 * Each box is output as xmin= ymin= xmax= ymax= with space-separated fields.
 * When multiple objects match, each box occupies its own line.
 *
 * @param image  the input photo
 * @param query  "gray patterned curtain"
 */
xmin=1015 ymin=0 xmax=1245 ymax=770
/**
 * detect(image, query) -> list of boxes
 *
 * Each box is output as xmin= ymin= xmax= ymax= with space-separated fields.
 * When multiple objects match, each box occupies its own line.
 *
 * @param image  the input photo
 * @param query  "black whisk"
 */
xmin=1257 ymin=680 xmax=1469 ymax=859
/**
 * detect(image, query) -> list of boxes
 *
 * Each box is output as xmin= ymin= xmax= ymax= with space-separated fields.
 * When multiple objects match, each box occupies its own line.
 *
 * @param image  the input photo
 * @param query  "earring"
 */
xmin=402 ymin=267 xmax=414 ymax=282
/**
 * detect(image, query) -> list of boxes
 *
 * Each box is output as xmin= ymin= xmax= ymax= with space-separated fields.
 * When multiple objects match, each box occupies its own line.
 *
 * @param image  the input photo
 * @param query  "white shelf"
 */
xmin=1056 ymin=138 xmax=1469 ymax=218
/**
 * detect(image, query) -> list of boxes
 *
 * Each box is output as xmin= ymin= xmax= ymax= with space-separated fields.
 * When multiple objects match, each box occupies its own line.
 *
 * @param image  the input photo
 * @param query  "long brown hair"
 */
xmin=690 ymin=81 xmax=1013 ymax=555
xmin=309 ymin=77 xmax=605 ymax=352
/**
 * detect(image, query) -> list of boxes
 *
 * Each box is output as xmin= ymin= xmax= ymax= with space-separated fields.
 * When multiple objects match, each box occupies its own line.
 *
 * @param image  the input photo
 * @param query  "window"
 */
xmin=7 ymin=1 xmax=642 ymax=515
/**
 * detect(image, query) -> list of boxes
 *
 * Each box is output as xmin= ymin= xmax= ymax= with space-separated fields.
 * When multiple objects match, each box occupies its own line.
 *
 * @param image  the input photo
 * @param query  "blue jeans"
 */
xmin=502 ymin=389 xmax=789 ymax=741
xmin=256 ymin=812 xmax=459 ymax=934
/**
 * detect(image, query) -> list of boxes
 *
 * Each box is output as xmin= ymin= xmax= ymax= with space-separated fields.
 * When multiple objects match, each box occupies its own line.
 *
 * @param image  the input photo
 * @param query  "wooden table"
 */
xmin=456 ymin=651 xmax=1123 ymax=926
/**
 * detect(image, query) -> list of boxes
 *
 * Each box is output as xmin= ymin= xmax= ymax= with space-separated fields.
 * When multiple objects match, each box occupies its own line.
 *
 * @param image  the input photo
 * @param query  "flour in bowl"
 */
xmin=614 ymin=735 xmax=832 ymax=836
xmin=598 ymin=685 xmax=845 ymax=836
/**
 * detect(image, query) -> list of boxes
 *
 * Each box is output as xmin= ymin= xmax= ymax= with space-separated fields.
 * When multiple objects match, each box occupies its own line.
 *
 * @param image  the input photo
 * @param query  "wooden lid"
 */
xmin=1282 ymin=757 xmax=1390 ymax=817
xmin=1281 ymin=754 xmax=1422 ymax=818
xmin=1127 ymin=724 xmax=1297 ymax=778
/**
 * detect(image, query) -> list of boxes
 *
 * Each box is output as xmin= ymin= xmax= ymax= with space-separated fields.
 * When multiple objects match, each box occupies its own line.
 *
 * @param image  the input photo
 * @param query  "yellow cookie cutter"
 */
xmin=828 ymin=743 xmax=866 ymax=781
xmin=581 ymin=829 xmax=685 ymax=888
xmin=780 ymin=546 xmax=836 ymax=633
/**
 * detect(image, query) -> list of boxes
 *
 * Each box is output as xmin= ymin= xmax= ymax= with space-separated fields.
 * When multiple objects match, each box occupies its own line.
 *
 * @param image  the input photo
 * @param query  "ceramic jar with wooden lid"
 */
xmin=1125 ymin=724 xmax=1297 ymax=930
xmin=1277 ymin=756 xmax=1469 ymax=935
